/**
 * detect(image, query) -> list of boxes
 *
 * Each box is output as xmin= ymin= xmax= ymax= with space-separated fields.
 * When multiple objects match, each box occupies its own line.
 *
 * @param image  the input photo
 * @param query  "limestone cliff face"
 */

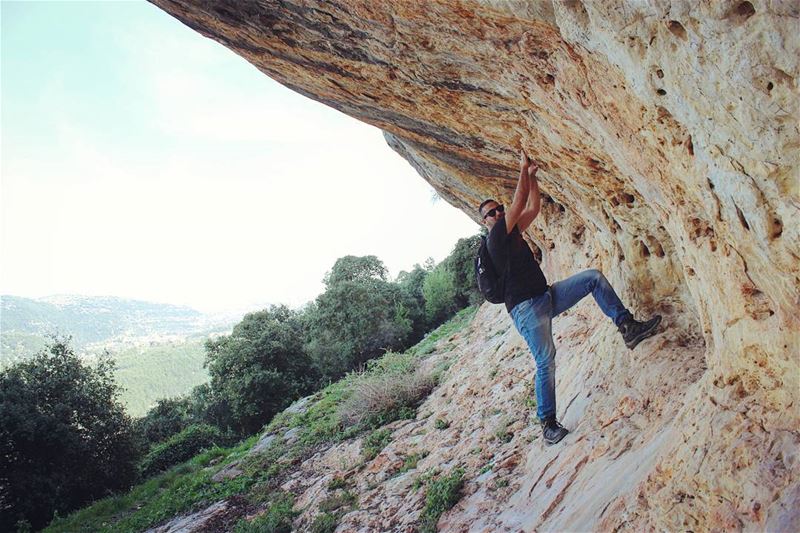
xmin=149 ymin=1 xmax=798 ymax=530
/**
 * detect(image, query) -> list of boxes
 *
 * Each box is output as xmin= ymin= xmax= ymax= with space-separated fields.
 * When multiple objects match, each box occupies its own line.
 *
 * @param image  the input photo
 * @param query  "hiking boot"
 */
xmin=540 ymin=417 xmax=569 ymax=446
xmin=619 ymin=314 xmax=662 ymax=350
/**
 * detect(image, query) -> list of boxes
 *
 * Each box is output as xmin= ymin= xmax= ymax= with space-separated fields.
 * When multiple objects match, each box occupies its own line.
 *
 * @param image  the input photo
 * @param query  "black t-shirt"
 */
xmin=487 ymin=218 xmax=548 ymax=313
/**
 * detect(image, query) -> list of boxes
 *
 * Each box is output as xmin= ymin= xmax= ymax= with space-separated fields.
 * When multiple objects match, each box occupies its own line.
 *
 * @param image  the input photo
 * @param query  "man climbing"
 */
xmin=479 ymin=151 xmax=661 ymax=445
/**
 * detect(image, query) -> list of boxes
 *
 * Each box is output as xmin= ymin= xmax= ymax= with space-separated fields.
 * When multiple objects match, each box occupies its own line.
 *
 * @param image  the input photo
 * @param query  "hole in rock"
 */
xmin=734 ymin=205 xmax=751 ymax=231
xmin=735 ymin=2 xmax=756 ymax=19
xmin=770 ymin=217 xmax=783 ymax=239
xmin=639 ymin=241 xmax=651 ymax=257
xmin=621 ymin=192 xmax=635 ymax=205
xmin=667 ymin=20 xmax=687 ymax=40
xmin=686 ymin=135 xmax=694 ymax=156
xmin=656 ymin=68 xmax=664 ymax=79
xmin=657 ymin=88 xmax=667 ymax=96
xmin=648 ymin=238 xmax=665 ymax=257
xmin=766 ymin=81 xmax=774 ymax=92
xmin=571 ymin=225 xmax=586 ymax=244
xmin=587 ymin=157 xmax=603 ymax=171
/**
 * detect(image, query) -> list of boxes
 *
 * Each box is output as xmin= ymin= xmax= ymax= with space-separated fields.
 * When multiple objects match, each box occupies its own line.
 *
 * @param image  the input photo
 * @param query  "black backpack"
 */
xmin=475 ymin=235 xmax=505 ymax=304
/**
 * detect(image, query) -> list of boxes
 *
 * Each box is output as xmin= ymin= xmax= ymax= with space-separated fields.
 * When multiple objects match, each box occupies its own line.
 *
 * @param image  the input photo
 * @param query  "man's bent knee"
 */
xmin=587 ymin=268 xmax=603 ymax=281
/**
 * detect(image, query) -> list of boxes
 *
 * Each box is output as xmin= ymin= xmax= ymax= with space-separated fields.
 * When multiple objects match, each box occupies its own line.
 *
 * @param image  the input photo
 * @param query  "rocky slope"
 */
xmin=149 ymin=1 xmax=799 ymax=530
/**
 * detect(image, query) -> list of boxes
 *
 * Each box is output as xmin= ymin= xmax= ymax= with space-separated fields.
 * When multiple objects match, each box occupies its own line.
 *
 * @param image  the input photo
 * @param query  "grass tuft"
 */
xmin=418 ymin=467 xmax=465 ymax=533
xmin=232 ymin=492 xmax=296 ymax=533
xmin=361 ymin=428 xmax=392 ymax=461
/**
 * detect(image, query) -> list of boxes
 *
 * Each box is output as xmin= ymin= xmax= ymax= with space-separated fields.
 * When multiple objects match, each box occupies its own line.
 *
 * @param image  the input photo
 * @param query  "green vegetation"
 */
xmin=45 ymin=437 xmax=258 ymax=533
xmin=338 ymin=352 xmax=437 ymax=429
xmin=306 ymin=255 xmax=416 ymax=381
xmin=310 ymin=512 xmax=338 ymax=533
xmin=6 ymin=234 xmax=484 ymax=532
xmin=520 ymin=380 xmax=538 ymax=410
xmin=419 ymin=467 xmax=466 ymax=533
xmin=423 ymin=265 xmax=458 ymax=324
xmin=113 ymin=339 xmax=209 ymax=417
xmin=204 ymin=305 xmax=317 ymax=437
xmin=41 ymin=306 xmax=479 ymax=532
xmin=362 ymin=428 xmax=392 ymax=461
xmin=0 ymin=295 xmax=209 ymax=365
xmin=1 ymin=341 xmax=138 ymax=532
xmin=0 ymin=330 xmax=48 ymax=367
xmin=139 ymin=424 xmax=223 ymax=478
xmin=434 ymin=418 xmax=450 ymax=430
xmin=398 ymin=451 xmax=428 ymax=474
xmin=412 ymin=468 xmax=438 ymax=491
xmin=327 ymin=477 xmax=348 ymax=490
xmin=318 ymin=490 xmax=357 ymax=513
xmin=407 ymin=306 xmax=479 ymax=358
xmin=310 ymin=490 xmax=357 ymax=533
xmin=233 ymin=492 xmax=296 ymax=533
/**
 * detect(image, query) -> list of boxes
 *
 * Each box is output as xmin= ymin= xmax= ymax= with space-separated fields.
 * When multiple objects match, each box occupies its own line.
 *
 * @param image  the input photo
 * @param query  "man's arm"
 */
xmin=517 ymin=161 xmax=541 ymax=232
xmin=504 ymin=150 xmax=532 ymax=234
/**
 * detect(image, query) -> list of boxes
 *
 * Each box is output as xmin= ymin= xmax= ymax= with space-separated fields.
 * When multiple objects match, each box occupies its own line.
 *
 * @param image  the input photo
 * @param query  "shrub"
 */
xmin=422 ymin=265 xmax=458 ymax=325
xmin=204 ymin=305 xmax=317 ymax=437
xmin=0 ymin=340 xmax=137 ymax=531
xmin=139 ymin=423 xmax=221 ymax=478
xmin=419 ymin=467 xmax=465 ymax=533
xmin=134 ymin=396 xmax=196 ymax=449
xmin=337 ymin=357 xmax=436 ymax=428
xmin=310 ymin=512 xmax=338 ymax=533
xmin=233 ymin=492 xmax=296 ymax=533
xmin=318 ymin=490 xmax=357 ymax=513
xmin=398 ymin=451 xmax=427 ymax=474
xmin=307 ymin=260 xmax=413 ymax=381
xmin=361 ymin=429 xmax=392 ymax=461
xmin=442 ymin=234 xmax=482 ymax=307
xmin=327 ymin=477 xmax=348 ymax=490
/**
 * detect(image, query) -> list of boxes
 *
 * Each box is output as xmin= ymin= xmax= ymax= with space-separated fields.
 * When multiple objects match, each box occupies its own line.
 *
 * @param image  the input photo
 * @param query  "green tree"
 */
xmin=0 ymin=340 xmax=138 ymax=531
xmin=442 ymin=234 xmax=482 ymax=308
xmin=307 ymin=256 xmax=412 ymax=381
xmin=422 ymin=265 xmax=458 ymax=325
xmin=133 ymin=396 xmax=196 ymax=450
xmin=204 ymin=306 xmax=317 ymax=436
xmin=396 ymin=262 xmax=432 ymax=344
xmin=323 ymin=255 xmax=387 ymax=286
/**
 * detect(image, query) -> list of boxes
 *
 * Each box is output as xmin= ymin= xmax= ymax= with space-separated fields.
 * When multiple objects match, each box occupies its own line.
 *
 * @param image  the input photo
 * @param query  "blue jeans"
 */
xmin=510 ymin=269 xmax=631 ymax=421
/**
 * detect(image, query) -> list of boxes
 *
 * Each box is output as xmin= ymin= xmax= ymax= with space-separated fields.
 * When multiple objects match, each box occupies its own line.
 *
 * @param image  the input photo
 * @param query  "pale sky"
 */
xmin=1 ymin=1 xmax=480 ymax=312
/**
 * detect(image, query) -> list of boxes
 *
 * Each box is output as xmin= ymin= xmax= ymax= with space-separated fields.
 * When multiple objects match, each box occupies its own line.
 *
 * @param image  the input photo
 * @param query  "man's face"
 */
xmin=481 ymin=201 xmax=504 ymax=229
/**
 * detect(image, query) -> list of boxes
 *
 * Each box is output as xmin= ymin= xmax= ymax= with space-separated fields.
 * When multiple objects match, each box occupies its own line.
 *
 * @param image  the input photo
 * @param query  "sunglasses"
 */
xmin=483 ymin=205 xmax=505 ymax=219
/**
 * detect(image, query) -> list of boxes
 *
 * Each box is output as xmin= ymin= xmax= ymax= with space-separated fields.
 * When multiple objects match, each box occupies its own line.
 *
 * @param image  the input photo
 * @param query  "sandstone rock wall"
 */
xmin=150 ymin=1 xmax=799 ymax=530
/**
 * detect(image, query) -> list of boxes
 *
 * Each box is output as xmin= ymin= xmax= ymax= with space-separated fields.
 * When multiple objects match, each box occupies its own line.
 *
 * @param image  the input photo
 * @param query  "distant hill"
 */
xmin=109 ymin=339 xmax=211 ymax=417
xmin=0 ymin=294 xmax=241 ymax=365
xmin=0 ymin=294 xmax=264 ymax=417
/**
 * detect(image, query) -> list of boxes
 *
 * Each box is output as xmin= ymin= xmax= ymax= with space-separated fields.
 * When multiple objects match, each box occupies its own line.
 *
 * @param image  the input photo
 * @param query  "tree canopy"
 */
xmin=0 ymin=340 xmax=138 ymax=531
xmin=204 ymin=305 xmax=317 ymax=436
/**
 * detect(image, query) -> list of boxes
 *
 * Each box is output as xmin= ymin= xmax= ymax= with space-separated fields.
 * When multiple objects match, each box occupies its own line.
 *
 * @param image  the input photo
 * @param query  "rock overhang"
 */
xmin=148 ymin=1 xmax=799 ymax=529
